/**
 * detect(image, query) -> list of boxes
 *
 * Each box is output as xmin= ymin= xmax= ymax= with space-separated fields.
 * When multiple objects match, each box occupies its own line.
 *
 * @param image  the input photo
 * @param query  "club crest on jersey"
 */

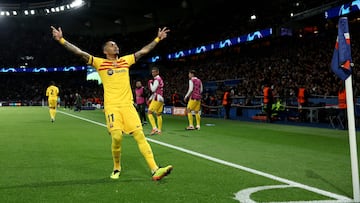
xmin=107 ymin=68 xmax=114 ymax=75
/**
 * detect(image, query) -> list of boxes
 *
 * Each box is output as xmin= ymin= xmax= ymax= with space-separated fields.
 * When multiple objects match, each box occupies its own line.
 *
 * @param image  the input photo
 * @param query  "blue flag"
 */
xmin=331 ymin=17 xmax=352 ymax=80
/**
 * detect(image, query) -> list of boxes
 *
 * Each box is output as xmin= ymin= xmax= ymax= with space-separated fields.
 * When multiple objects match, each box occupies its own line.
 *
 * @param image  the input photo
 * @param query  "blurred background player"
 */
xmin=171 ymin=89 xmax=181 ymax=107
xmin=135 ymin=80 xmax=148 ymax=125
xmin=222 ymin=86 xmax=232 ymax=119
xmin=263 ymin=82 xmax=274 ymax=123
xmin=147 ymin=67 xmax=164 ymax=135
xmin=51 ymin=26 xmax=172 ymax=181
xmin=184 ymin=70 xmax=203 ymax=130
xmin=74 ymin=92 xmax=82 ymax=112
xmin=46 ymin=81 xmax=59 ymax=122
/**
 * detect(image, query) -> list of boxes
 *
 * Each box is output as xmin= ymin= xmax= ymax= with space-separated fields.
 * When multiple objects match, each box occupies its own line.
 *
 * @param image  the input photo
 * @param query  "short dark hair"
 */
xmin=189 ymin=69 xmax=196 ymax=75
xmin=102 ymin=41 xmax=111 ymax=51
xmin=102 ymin=40 xmax=117 ymax=51
xmin=152 ymin=66 xmax=159 ymax=72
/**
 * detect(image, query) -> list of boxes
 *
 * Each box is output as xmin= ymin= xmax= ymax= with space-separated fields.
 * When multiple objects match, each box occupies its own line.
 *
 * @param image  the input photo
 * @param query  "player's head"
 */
xmin=103 ymin=41 xmax=119 ymax=57
xmin=136 ymin=80 xmax=142 ymax=87
xmin=151 ymin=67 xmax=159 ymax=77
xmin=188 ymin=69 xmax=196 ymax=78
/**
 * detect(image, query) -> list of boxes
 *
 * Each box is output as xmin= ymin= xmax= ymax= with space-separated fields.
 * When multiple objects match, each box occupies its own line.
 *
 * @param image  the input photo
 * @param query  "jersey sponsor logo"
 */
xmin=115 ymin=69 xmax=127 ymax=73
xmin=107 ymin=68 xmax=114 ymax=75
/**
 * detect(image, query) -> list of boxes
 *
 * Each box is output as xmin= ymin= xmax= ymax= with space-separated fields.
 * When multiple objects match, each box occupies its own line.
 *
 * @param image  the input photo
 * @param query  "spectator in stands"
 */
xmin=134 ymin=80 xmax=148 ymax=125
xmin=50 ymin=26 xmax=173 ymax=181
xmin=184 ymin=69 xmax=203 ymax=130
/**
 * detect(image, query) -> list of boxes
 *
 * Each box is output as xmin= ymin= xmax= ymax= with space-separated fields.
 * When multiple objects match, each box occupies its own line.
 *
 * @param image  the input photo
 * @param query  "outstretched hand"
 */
xmin=157 ymin=27 xmax=170 ymax=40
xmin=50 ymin=26 xmax=63 ymax=41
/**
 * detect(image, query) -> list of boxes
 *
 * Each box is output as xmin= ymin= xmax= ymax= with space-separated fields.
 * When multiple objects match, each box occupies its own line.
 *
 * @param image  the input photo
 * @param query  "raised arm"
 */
xmin=51 ymin=26 xmax=91 ymax=63
xmin=134 ymin=27 xmax=170 ymax=61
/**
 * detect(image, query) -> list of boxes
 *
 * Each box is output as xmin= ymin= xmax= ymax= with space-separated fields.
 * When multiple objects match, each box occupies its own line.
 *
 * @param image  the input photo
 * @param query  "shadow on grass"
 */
xmin=305 ymin=169 xmax=350 ymax=197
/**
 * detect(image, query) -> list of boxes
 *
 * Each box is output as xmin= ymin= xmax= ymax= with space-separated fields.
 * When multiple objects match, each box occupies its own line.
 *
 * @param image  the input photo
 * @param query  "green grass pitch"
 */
xmin=0 ymin=106 xmax=358 ymax=202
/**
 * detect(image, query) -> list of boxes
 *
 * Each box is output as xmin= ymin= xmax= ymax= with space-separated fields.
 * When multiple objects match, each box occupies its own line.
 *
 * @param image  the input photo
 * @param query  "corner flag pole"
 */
xmin=331 ymin=16 xmax=359 ymax=201
xmin=345 ymin=75 xmax=360 ymax=202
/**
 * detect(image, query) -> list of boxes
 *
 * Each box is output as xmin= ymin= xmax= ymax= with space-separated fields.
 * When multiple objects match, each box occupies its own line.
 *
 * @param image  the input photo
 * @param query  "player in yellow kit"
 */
xmin=46 ymin=81 xmax=59 ymax=122
xmin=51 ymin=26 xmax=173 ymax=181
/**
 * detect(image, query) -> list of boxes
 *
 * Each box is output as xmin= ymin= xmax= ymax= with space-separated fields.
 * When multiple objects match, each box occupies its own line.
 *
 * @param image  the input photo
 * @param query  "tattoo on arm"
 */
xmin=63 ymin=41 xmax=90 ymax=62
xmin=134 ymin=40 xmax=158 ymax=61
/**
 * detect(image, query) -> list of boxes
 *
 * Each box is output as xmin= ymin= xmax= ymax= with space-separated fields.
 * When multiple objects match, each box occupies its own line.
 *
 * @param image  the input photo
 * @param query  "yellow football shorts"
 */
xmin=187 ymin=99 xmax=201 ymax=111
xmin=48 ymin=99 xmax=57 ymax=109
xmin=104 ymin=105 xmax=143 ymax=134
xmin=148 ymin=100 xmax=164 ymax=114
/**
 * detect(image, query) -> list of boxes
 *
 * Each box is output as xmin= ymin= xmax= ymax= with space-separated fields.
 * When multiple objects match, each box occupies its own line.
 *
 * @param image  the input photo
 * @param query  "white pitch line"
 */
xmin=58 ymin=110 xmax=352 ymax=201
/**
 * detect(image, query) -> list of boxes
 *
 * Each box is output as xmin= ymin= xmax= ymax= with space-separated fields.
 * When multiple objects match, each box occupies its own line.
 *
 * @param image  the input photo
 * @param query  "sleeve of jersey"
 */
xmin=121 ymin=54 xmax=136 ymax=67
xmin=87 ymin=55 xmax=102 ymax=70
xmin=87 ymin=55 xmax=94 ymax=66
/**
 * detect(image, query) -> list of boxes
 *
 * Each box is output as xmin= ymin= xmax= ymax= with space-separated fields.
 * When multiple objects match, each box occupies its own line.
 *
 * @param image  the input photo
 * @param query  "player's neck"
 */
xmin=106 ymin=54 xmax=118 ymax=60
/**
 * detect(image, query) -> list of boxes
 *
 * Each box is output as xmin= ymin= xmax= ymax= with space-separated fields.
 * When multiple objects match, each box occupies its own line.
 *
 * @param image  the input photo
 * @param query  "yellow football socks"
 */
xmin=132 ymin=129 xmax=158 ymax=171
xmin=148 ymin=113 xmax=156 ymax=130
xmin=111 ymin=130 xmax=123 ymax=171
xmin=195 ymin=113 xmax=201 ymax=127
xmin=187 ymin=113 xmax=193 ymax=126
xmin=156 ymin=115 xmax=162 ymax=131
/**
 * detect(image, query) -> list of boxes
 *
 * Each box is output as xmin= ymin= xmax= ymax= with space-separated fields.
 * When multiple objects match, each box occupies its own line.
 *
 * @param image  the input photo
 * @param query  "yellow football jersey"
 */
xmin=88 ymin=54 xmax=135 ymax=107
xmin=46 ymin=85 xmax=59 ymax=100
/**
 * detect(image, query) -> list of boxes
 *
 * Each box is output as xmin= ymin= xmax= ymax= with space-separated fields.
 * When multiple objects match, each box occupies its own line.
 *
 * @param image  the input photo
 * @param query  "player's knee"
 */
xmin=111 ymin=130 xmax=122 ymax=143
xmin=132 ymin=129 xmax=146 ymax=143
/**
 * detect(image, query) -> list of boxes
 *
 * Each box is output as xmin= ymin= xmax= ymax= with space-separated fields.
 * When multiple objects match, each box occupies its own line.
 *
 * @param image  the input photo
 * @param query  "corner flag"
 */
xmin=331 ymin=17 xmax=352 ymax=80
xmin=331 ymin=17 xmax=360 ymax=202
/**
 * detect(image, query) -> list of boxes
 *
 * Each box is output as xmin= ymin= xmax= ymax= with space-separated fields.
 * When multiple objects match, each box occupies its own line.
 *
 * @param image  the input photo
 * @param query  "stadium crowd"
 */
xmin=0 ymin=17 xmax=359 ymax=110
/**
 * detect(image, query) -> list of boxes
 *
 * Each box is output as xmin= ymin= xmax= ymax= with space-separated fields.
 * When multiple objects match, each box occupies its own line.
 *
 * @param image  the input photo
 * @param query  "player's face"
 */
xmin=136 ymin=81 xmax=142 ymax=87
xmin=152 ymin=70 xmax=158 ymax=77
xmin=188 ymin=72 xmax=193 ymax=79
xmin=104 ymin=41 xmax=119 ymax=55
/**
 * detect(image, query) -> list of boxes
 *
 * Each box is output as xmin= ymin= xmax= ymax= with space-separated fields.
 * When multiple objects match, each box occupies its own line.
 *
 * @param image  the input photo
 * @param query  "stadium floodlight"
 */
xmin=70 ymin=0 xmax=84 ymax=8
xmin=0 ymin=0 xmax=88 ymax=17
